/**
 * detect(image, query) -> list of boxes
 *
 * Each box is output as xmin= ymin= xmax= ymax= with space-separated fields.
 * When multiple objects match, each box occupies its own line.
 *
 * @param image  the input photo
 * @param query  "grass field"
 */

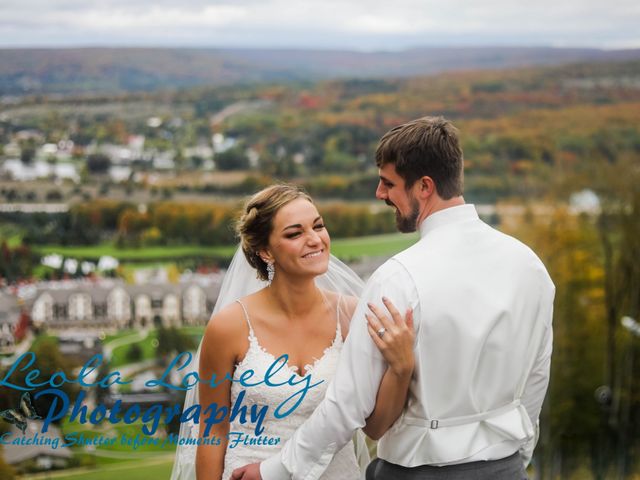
xmin=107 ymin=326 xmax=203 ymax=367
xmin=330 ymin=232 xmax=418 ymax=259
xmin=25 ymin=455 xmax=174 ymax=479
xmin=10 ymin=415 xmax=179 ymax=479
xmin=104 ymin=326 xmax=203 ymax=345
xmin=35 ymin=232 xmax=419 ymax=263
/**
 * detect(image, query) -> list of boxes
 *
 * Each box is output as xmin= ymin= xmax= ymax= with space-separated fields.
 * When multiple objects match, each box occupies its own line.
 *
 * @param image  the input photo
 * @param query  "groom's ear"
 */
xmin=416 ymin=176 xmax=436 ymax=199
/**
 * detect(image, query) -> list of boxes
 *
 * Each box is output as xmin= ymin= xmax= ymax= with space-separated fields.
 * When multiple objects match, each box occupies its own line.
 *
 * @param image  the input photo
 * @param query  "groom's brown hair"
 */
xmin=376 ymin=116 xmax=464 ymax=199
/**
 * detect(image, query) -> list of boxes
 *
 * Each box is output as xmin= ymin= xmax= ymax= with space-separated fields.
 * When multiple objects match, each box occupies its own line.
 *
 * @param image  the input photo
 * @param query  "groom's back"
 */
xmin=378 ymin=206 xmax=554 ymax=466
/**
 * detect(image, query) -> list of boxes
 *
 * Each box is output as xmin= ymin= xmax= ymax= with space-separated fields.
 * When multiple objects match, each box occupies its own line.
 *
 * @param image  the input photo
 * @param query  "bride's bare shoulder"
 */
xmin=203 ymin=290 xmax=266 ymax=340
xmin=202 ymin=301 xmax=248 ymax=346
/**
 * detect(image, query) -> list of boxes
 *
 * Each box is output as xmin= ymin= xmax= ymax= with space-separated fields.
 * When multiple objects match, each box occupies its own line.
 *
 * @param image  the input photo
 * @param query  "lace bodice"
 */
xmin=220 ymin=299 xmax=361 ymax=480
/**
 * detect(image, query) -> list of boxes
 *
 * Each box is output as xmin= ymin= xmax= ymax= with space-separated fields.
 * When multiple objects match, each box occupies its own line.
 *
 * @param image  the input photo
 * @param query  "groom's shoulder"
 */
xmin=386 ymin=236 xmax=428 ymax=270
xmin=366 ymin=238 xmax=430 ymax=283
xmin=491 ymin=227 xmax=554 ymax=284
xmin=368 ymin=255 xmax=412 ymax=285
xmin=492 ymin=226 xmax=546 ymax=263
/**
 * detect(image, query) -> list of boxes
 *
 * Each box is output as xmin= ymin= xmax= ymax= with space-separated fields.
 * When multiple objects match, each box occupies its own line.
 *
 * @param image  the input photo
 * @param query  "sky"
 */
xmin=1 ymin=0 xmax=639 ymax=50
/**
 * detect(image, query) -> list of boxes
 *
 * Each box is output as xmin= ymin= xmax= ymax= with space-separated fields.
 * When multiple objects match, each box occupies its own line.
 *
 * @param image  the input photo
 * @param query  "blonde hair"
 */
xmin=236 ymin=184 xmax=314 ymax=281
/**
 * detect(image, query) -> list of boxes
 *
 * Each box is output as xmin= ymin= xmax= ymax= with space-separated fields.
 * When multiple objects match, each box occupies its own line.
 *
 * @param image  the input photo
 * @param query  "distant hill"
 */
xmin=1 ymin=46 xmax=640 ymax=95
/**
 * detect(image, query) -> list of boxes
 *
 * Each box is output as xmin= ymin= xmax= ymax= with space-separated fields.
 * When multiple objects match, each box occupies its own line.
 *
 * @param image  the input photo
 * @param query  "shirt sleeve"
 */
xmin=261 ymin=260 xmax=419 ymax=480
xmin=519 ymin=277 xmax=555 ymax=466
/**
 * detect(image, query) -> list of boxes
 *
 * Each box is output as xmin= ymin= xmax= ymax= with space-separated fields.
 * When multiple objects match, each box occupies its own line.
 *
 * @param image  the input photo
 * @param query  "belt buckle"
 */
xmin=430 ymin=420 xmax=439 ymax=429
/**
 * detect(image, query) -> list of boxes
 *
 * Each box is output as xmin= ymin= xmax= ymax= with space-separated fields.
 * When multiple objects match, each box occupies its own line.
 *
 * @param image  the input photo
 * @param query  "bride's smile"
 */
xmin=301 ymin=250 xmax=323 ymax=259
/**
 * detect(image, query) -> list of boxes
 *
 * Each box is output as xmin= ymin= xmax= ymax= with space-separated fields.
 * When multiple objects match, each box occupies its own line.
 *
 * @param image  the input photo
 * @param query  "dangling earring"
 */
xmin=267 ymin=262 xmax=275 ymax=284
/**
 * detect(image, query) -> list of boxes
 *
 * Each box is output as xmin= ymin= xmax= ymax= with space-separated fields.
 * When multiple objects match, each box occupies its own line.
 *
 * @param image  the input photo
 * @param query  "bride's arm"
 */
xmin=196 ymin=306 xmax=243 ymax=479
xmin=362 ymin=298 xmax=415 ymax=440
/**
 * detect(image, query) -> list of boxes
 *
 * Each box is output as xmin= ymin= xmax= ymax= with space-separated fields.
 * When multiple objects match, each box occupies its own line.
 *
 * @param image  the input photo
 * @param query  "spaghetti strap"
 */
xmin=235 ymin=300 xmax=255 ymax=337
xmin=335 ymin=293 xmax=342 ymax=338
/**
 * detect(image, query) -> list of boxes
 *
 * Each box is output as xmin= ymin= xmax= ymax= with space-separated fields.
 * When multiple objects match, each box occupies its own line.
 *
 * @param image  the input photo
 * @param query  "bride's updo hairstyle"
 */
xmin=236 ymin=184 xmax=314 ymax=281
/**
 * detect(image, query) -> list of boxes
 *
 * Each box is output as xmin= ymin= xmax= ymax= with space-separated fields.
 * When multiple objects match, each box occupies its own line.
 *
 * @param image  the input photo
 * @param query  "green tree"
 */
xmin=156 ymin=326 xmax=196 ymax=357
xmin=591 ymin=156 xmax=640 ymax=478
xmin=31 ymin=340 xmax=80 ymax=421
xmin=214 ymin=146 xmax=248 ymax=171
xmin=126 ymin=343 xmax=143 ymax=363
xmin=20 ymin=146 xmax=35 ymax=164
xmin=86 ymin=153 xmax=111 ymax=174
xmin=504 ymin=207 xmax=607 ymax=478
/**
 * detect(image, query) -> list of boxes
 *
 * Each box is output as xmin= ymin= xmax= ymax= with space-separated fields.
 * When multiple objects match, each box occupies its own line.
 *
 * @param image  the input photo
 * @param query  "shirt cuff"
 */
xmin=260 ymin=454 xmax=290 ymax=480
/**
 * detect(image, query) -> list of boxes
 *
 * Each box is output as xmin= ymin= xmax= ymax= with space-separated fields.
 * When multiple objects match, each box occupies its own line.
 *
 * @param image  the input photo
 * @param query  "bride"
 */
xmin=171 ymin=184 xmax=414 ymax=480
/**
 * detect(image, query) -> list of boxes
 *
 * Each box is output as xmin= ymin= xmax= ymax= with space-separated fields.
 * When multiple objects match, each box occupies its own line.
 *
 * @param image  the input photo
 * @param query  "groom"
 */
xmin=234 ymin=116 xmax=554 ymax=479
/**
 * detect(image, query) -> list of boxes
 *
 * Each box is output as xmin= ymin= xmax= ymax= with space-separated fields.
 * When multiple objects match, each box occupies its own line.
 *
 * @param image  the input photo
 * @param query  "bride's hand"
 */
xmin=366 ymin=297 xmax=415 ymax=378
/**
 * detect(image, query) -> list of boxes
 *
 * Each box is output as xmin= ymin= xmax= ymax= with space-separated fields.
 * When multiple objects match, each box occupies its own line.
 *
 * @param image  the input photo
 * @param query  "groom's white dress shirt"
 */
xmin=261 ymin=204 xmax=555 ymax=480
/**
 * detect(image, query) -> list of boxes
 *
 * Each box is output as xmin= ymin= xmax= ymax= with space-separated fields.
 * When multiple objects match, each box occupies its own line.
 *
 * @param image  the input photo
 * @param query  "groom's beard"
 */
xmin=387 ymin=198 xmax=420 ymax=233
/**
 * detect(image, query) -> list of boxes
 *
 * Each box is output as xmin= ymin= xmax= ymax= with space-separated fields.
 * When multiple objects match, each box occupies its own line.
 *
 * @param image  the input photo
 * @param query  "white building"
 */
xmin=28 ymin=279 xmax=220 ymax=332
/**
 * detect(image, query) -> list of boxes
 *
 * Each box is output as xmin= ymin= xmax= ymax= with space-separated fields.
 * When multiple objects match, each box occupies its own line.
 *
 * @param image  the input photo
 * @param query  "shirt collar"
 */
xmin=418 ymin=204 xmax=479 ymax=238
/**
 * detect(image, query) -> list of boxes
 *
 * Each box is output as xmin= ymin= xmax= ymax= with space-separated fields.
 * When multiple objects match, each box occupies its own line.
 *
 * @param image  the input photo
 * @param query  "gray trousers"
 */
xmin=365 ymin=453 xmax=528 ymax=480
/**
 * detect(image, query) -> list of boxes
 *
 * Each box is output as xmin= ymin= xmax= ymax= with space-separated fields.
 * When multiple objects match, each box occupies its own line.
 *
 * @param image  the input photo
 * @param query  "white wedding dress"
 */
xmin=220 ymin=300 xmax=361 ymax=480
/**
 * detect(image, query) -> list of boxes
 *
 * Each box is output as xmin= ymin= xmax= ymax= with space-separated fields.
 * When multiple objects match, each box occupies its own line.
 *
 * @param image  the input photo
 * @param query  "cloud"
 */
xmin=0 ymin=0 xmax=638 ymax=49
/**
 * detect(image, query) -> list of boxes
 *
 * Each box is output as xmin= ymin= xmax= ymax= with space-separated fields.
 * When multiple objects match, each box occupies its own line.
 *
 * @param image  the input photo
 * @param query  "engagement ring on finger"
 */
xmin=377 ymin=327 xmax=386 ymax=338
